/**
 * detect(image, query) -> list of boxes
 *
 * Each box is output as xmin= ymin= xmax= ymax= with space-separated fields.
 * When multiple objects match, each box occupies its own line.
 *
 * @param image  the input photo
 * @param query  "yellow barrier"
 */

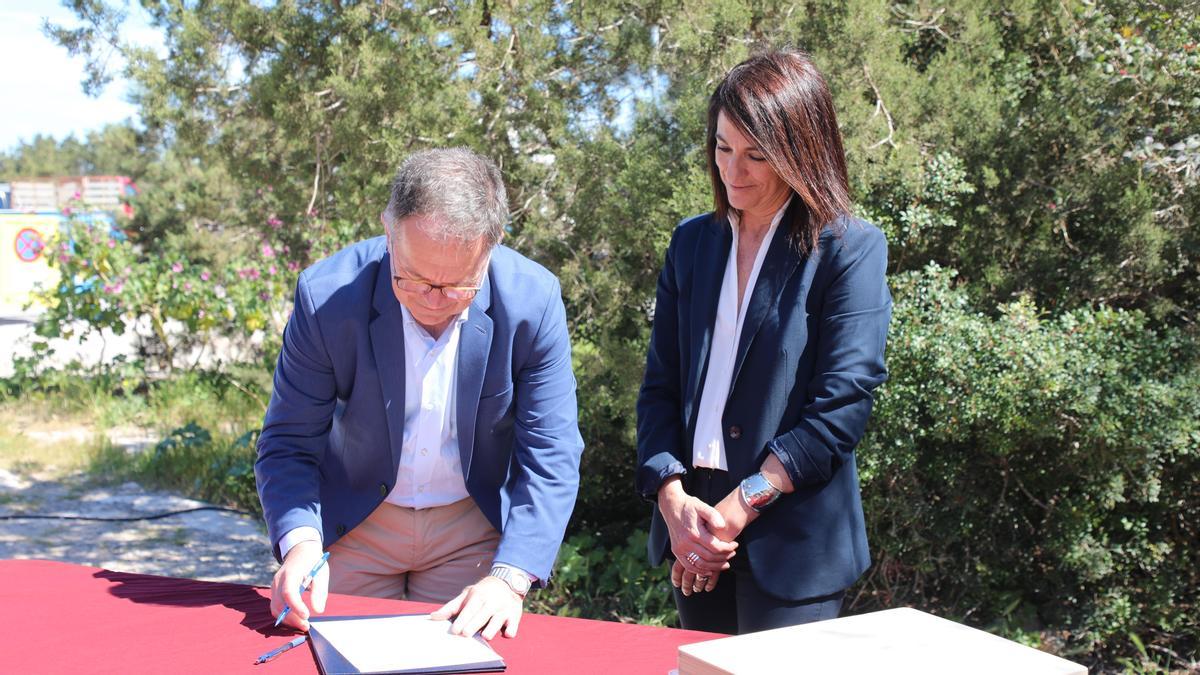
xmin=0 ymin=212 xmax=62 ymax=316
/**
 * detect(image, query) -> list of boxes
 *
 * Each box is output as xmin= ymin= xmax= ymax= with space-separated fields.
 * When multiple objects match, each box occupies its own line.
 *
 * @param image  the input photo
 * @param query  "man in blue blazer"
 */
xmin=255 ymin=148 xmax=584 ymax=640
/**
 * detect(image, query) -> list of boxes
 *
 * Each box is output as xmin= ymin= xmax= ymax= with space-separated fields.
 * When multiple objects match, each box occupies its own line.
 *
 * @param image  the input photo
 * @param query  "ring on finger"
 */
xmin=685 ymin=551 xmax=701 ymax=565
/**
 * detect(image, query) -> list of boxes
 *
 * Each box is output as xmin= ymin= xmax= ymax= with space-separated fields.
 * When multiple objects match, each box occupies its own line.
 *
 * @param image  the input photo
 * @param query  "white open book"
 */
xmin=308 ymin=614 xmax=505 ymax=675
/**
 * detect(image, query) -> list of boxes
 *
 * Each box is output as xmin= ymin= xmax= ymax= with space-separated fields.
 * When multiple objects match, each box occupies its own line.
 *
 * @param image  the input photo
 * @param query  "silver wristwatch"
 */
xmin=489 ymin=565 xmax=532 ymax=597
xmin=739 ymin=472 xmax=783 ymax=512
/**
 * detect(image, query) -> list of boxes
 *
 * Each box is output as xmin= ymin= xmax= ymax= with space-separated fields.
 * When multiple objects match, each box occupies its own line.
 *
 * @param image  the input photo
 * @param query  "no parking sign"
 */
xmin=1 ymin=214 xmax=62 ymax=314
xmin=14 ymin=228 xmax=45 ymax=263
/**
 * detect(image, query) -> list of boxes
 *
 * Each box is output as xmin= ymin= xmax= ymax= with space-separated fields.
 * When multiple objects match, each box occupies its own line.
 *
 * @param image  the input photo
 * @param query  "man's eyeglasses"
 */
xmin=388 ymin=244 xmax=487 ymax=301
xmin=392 ymin=276 xmax=481 ymax=301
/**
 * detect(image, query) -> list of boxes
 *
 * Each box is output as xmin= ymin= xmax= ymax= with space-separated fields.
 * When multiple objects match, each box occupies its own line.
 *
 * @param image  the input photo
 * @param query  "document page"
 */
xmin=309 ymin=614 xmax=505 ymax=674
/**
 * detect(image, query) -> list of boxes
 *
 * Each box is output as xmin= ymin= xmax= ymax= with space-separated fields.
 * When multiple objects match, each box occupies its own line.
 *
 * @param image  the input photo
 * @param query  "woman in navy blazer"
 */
xmin=637 ymin=49 xmax=892 ymax=634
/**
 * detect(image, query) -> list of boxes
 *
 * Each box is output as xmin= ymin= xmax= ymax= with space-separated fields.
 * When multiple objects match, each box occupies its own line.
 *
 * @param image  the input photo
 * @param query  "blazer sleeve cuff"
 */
xmin=637 ymin=452 xmax=687 ymax=502
xmin=277 ymin=526 xmax=322 ymax=561
xmin=269 ymin=508 xmax=324 ymax=562
xmin=768 ymin=433 xmax=808 ymax=490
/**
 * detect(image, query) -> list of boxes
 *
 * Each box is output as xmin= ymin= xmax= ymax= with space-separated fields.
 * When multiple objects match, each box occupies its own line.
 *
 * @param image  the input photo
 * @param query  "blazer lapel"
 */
xmin=729 ymin=201 xmax=805 ymax=389
xmin=369 ymin=250 xmax=407 ymax=477
xmin=455 ymin=271 xmax=493 ymax=481
xmin=685 ymin=216 xmax=732 ymax=430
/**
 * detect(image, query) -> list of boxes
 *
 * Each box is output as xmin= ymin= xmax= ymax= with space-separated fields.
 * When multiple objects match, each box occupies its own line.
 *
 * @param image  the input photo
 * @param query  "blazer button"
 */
xmin=336 ymin=524 xmax=347 ymax=536
xmin=379 ymin=483 xmax=389 ymax=497
xmin=728 ymin=425 xmax=742 ymax=440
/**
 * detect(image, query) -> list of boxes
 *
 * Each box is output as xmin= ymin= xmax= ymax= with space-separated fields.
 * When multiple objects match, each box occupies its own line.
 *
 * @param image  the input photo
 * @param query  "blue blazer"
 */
xmin=637 ymin=203 xmax=892 ymax=601
xmin=255 ymin=236 xmax=584 ymax=582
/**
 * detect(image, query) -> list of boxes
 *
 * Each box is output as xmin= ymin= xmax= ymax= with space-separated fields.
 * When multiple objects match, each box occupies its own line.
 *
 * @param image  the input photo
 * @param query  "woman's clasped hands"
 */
xmin=657 ymin=476 xmax=747 ymax=596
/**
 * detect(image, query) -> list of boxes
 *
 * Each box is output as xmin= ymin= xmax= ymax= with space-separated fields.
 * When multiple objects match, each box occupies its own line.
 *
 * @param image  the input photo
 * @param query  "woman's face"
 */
xmin=714 ymin=110 xmax=791 ymax=221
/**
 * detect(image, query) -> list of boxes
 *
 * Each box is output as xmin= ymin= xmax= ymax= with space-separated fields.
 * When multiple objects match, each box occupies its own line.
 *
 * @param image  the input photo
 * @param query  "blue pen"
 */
xmin=274 ymin=551 xmax=330 ymax=628
xmin=255 ymin=635 xmax=307 ymax=664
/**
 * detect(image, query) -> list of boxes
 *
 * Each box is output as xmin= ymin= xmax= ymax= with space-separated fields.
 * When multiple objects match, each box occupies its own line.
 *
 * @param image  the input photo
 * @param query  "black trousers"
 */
xmin=673 ymin=467 xmax=844 ymax=635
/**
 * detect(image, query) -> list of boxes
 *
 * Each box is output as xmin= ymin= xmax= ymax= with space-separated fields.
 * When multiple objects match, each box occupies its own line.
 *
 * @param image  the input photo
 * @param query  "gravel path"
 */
xmin=0 ymin=467 xmax=275 ymax=585
xmin=0 ymin=316 xmax=277 ymax=584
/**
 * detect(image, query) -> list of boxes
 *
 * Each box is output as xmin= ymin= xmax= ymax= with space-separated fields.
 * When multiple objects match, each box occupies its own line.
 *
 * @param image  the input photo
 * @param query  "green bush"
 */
xmin=33 ymin=210 xmax=295 ymax=371
xmin=92 ymin=422 xmax=262 ymax=518
xmin=856 ymin=264 xmax=1199 ymax=669
xmin=529 ymin=529 xmax=678 ymax=627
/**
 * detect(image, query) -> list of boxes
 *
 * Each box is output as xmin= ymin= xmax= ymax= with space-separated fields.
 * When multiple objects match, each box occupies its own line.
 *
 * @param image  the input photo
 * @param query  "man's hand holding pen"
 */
xmin=271 ymin=540 xmax=330 ymax=631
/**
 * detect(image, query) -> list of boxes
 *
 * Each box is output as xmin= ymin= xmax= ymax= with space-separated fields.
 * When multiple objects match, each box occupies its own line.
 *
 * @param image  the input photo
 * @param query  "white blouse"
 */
xmin=691 ymin=200 xmax=790 ymax=470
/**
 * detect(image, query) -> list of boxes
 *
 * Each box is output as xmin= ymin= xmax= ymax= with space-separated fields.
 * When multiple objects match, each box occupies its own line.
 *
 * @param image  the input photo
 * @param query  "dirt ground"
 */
xmin=0 ymin=466 xmax=275 ymax=585
xmin=0 ymin=315 xmax=276 ymax=585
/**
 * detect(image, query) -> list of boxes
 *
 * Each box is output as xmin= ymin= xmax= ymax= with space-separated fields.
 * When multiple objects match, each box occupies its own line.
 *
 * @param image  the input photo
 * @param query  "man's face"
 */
xmin=386 ymin=214 xmax=491 ymax=335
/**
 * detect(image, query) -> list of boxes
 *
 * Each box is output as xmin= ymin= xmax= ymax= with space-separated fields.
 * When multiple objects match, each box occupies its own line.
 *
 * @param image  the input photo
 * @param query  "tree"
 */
xmin=0 ymin=124 xmax=151 ymax=177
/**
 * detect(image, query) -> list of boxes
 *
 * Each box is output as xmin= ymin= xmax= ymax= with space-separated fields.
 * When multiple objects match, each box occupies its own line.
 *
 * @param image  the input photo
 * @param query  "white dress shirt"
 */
xmin=388 ymin=304 xmax=471 ymax=508
xmin=691 ymin=200 xmax=789 ymax=470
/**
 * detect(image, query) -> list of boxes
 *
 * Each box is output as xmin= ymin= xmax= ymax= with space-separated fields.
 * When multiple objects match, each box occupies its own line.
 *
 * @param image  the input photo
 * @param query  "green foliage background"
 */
xmin=4 ymin=0 xmax=1197 ymax=669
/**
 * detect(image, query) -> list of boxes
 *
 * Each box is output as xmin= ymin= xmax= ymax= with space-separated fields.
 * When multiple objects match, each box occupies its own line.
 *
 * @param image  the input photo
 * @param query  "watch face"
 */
xmin=494 ymin=567 xmax=530 ymax=595
xmin=512 ymin=574 xmax=531 ymax=593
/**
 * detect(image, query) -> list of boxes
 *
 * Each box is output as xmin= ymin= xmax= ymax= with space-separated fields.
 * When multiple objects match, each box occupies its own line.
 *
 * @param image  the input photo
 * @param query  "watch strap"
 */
xmin=489 ymin=564 xmax=532 ymax=597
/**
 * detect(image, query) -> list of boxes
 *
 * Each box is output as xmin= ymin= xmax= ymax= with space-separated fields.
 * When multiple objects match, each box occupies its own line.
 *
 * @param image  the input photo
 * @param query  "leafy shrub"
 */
xmin=33 ymin=210 xmax=295 ymax=371
xmin=92 ymin=422 xmax=262 ymax=518
xmin=529 ymin=529 xmax=678 ymax=627
xmin=856 ymin=264 xmax=1199 ymax=669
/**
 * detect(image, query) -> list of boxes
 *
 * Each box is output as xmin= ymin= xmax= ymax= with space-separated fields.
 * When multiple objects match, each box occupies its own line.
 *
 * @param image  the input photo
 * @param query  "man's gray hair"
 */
xmin=382 ymin=147 xmax=508 ymax=246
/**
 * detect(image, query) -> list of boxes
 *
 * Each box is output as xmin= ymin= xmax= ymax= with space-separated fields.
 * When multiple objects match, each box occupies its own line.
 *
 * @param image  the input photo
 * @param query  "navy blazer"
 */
xmin=637 ymin=203 xmax=892 ymax=601
xmin=255 ymin=237 xmax=584 ymax=582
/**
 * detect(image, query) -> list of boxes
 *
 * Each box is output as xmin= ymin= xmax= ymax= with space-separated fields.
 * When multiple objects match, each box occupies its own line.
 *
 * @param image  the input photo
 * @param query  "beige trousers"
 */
xmin=327 ymin=497 xmax=500 ymax=603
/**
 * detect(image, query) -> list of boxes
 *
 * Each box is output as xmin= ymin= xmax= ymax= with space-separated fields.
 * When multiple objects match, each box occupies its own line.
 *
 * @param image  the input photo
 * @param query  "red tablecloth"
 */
xmin=0 ymin=559 xmax=718 ymax=674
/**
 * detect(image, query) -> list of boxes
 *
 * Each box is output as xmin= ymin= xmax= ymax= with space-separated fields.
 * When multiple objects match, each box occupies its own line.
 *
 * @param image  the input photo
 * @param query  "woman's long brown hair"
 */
xmin=707 ymin=49 xmax=852 ymax=255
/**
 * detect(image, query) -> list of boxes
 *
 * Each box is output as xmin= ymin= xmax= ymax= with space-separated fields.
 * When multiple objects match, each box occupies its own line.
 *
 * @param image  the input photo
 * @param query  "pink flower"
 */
xmin=200 ymin=271 xmax=210 ymax=281
xmin=172 ymin=262 xmax=184 ymax=273
xmin=262 ymin=243 xmax=275 ymax=258
xmin=62 ymin=207 xmax=73 ymax=216
xmin=259 ymin=291 xmax=270 ymax=302
xmin=287 ymin=261 xmax=300 ymax=272
xmin=58 ymin=254 xmax=70 ymax=264
xmin=268 ymin=265 xmax=277 ymax=276
xmin=198 ymin=309 xmax=206 ymax=319
xmin=267 ymin=216 xmax=283 ymax=229
xmin=72 ymin=191 xmax=82 ymax=200
xmin=184 ymin=282 xmax=193 ymax=292
xmin=106 ymin=239 xmax=116 ymax=248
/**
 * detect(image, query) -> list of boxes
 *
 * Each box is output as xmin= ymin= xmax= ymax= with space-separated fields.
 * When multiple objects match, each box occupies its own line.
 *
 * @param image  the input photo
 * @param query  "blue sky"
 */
xmin=0 ymin=1 xmax=161 ymax=151
xmin=1 ymin=3 xmax=657 ymax=151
